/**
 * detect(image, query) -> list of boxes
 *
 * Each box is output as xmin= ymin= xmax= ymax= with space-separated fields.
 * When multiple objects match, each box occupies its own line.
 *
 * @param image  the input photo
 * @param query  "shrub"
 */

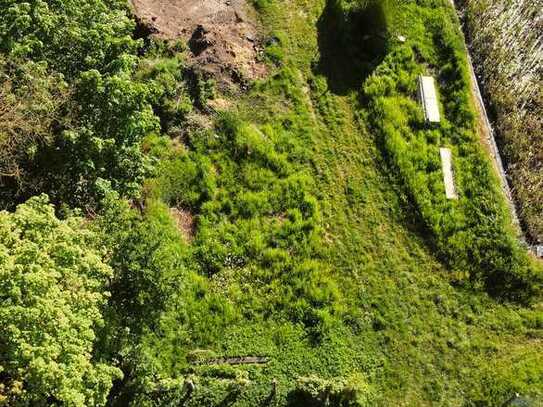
xmin=292 ymin=374 xmax=375 ymax=406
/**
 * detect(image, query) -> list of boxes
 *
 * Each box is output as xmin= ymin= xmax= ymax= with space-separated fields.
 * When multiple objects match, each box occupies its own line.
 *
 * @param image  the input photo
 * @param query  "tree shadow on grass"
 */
xmin=314 ymin=0 xmax=388 ymax=96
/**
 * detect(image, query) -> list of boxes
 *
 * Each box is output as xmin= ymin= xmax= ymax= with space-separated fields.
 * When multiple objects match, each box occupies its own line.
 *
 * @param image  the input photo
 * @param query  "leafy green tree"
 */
xmin=91 ymin=193 xmax=195 ymax=406
xmin=0 ymin=0 xmax=137 ymax=77
xmin=40 ymin=66 xmax=160 ymax=208
xmin=0 ymin=195 xmax=121 ymax=406
xmin=0 ymin=0 xmax=167 ymax=209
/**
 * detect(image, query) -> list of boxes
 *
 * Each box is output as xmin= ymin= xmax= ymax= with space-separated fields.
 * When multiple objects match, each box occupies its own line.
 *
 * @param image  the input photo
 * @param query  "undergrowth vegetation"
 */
xmin=149 ymin=107 xmax=338 ymax=328
xmin=0 ymin=0 xmax=542 ymax=406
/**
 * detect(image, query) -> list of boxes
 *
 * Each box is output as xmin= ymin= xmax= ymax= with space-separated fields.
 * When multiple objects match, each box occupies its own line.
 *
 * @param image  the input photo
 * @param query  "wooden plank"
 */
xmin=418 ymin=75 xmax=441 ymax=123
xmin=440 ymin=148 xmax=458 ymax=200
xmin=191 ymin=356 xmax=269 ymax=366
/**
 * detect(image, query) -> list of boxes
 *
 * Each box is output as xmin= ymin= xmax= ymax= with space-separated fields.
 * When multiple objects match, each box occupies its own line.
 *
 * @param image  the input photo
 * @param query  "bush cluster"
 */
xmin=292 ymin=374 xmax=375 ymax=406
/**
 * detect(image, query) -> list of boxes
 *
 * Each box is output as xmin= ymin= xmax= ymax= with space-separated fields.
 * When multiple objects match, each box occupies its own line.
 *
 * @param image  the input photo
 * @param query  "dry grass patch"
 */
xmin=169 ymin=207 xmax=196 ymax=242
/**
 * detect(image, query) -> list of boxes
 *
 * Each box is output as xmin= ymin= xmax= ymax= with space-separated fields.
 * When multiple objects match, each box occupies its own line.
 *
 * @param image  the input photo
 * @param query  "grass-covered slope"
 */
xmin=1 ymin=0 xmax=542 ymax=406
xmin=106 ymin=0 xmax=543 ymax=405
xmin=362 ymin=1 xmax=539 ymax=299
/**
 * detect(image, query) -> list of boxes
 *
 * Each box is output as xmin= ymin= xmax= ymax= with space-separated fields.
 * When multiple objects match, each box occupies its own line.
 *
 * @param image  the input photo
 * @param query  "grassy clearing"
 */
xmin=106 ymin=0 xmax=543 ymax=405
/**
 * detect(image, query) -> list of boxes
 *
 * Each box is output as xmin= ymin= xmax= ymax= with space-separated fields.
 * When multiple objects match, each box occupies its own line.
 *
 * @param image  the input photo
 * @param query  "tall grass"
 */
xmin=361 ymin=1 xmax=542 ymax=300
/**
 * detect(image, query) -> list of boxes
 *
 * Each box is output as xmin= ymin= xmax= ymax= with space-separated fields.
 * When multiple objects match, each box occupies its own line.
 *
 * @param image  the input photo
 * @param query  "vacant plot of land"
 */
xmin=130 ymin=0 xmax=266 ymax=86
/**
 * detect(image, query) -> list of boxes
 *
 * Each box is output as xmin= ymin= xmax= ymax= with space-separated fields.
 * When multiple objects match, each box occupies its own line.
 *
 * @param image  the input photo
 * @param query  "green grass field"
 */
xmin=116 ymin=0 xmax=543 ymax=405
xmin=1 ymin=0 xmax=540 ymax=405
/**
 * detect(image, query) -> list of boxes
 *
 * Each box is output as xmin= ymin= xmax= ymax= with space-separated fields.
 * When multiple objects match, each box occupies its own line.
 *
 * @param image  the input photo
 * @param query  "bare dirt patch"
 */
xmin=130 ymin=0 xmax=266 ymax=88
xmin=170 ymin=207 xmax=196 ymax=242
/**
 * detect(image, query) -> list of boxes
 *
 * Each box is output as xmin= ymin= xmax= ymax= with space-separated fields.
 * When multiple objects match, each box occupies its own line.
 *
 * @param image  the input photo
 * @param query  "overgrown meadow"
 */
xmin=0 ymin=0 xmax=542 ymax=406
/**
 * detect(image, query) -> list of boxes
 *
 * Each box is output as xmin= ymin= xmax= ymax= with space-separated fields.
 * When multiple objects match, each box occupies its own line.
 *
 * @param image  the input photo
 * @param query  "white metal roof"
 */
xmin=418 ymin=75 xmax=441 ymax=123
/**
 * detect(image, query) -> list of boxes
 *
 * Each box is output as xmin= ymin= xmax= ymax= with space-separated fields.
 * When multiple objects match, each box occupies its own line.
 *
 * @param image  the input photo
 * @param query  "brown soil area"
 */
xmin=129 ymin=0 xmax=266 ymax=88
xmin=169 ymin=207 xmax=196 ymax=242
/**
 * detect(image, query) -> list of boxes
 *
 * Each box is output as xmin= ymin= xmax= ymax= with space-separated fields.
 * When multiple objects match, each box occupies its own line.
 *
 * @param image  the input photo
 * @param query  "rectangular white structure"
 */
xmin=418 ymin=75 xmax=441 ymax=123
xmin=440 ymin=147 xmax=458 ymax=200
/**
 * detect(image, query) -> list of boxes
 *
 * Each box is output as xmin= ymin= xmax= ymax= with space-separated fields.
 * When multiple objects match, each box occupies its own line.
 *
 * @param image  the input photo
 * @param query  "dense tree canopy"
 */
xmin=0 ymin=195 xmax=121 ymax=406
xmin=0 ymin=0 xmax=137 ymax=77
xmin=0 ymin=0 xmax=161 ymax=209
